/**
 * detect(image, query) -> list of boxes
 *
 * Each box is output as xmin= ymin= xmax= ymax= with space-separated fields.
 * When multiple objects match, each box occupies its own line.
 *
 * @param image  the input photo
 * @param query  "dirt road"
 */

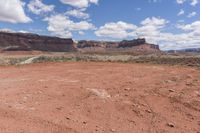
xmin=0 ymin=62 xmax=200 ymax=133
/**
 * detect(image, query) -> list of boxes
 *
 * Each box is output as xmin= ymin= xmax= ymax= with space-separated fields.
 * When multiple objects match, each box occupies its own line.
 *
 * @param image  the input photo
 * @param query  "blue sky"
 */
xmin=0 ymin=0 xmax=200 ymax=50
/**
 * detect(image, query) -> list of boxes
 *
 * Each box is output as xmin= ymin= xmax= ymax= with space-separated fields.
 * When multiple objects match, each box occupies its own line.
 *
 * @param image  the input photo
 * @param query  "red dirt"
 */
xmin=0 ymin=62 xmax=200 ymax=133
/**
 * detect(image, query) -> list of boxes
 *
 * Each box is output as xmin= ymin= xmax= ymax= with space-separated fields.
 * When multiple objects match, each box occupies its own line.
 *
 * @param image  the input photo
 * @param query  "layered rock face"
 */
xmin=77 ymin=41 xmax=118 ymax=48
xmin=77 ymin=38 xmax=160 ymax=52
xmin=0 ymin=32 xmax=76 ymax=52
xmin=0 ymin=32 xmax=160 ymax=53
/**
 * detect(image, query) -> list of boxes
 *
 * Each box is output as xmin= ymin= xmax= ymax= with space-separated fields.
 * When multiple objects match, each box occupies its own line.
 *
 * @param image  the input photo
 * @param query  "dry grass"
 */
xmin=0 ymin=52 xmax=200 ymax=68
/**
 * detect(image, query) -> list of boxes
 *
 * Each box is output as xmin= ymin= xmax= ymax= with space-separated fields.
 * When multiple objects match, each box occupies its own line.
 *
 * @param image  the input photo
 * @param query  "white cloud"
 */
xmin=60 ymin=0 xmax=99 ymax=8
xmin=28 ymin=0 xmax=55 ymax=15
xmin=187 ymin=11 xmax=197 ymax=18
xmin=191 ymin=0 xmax=199 ymax=5
xmin=176 ymin=0 xmax=199 ymax=6
xmin=177 ymin=9 xmax=185 ymax=16
xmin=44 ymin=14 xmax=95 ymax=38
xmin=0 ymin=28 xmax=30 ymax=34
xmin=95 ymin=21 xmax=137 ymax=39
xmin=177 ymin=21 xmax=200 ymax=31
xmin=141 ymin=20 xmax=200 ymax=50
xmin=137 ymin=19 xmax=200 ymax=50
xmin=140 ymin=17 xmax=168 ymax=28
xmin=148 ymin=0 xmax=161 ymax=3
xmin=0 ymin=28 xmax=15 ymax=33
xmin=78 ymin=31 xmax=85 ymax=35
xmin=95 ymin=17 xmax=167 ymax=40
xmin=95 ymin=17 xmax=200 ymax=50
xmin=176 ymin=0 xmax=186 ymax=4
xmin=135 ymin=8 xmax=141 ymax=11
xmin=134 ymin=17 xmax=169 ymax=44
xmin=65 ymin=9 xmax=89 ymax=19
xmin=0 ymin=0 xmax=31 ymax=23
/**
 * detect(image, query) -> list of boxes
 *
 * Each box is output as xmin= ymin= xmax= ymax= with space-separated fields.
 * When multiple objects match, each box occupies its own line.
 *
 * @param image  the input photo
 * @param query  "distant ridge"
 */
xmin=77 ymin=38 xmax=160 ymax=53
xmin=0 ymin=31 xmax=76 ymax=52
xmin=0 ymin=31 xmax=160 ymax=53
xmin=167 ymin=48 xmax=200 ymax=53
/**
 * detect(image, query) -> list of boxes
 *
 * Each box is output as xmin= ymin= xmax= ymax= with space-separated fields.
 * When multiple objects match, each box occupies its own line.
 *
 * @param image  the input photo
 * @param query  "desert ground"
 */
xmin=0 ymin=60 xmax=200 ymax=133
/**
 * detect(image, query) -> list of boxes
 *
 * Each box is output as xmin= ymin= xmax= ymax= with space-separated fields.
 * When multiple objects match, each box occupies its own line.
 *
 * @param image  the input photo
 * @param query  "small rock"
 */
xmin=110 ymin=129 xmax=116 ymax=132
xmin=124 ymin=94 xmax=129 ymax=97
xmin=128 ymin=119 xmax=135 ymax=124
xmin=186 ymin=75 xmax=193 ymax=79
xmin=167 ymin=122 xmax=175 ymax=128
xmin=56 ymin=107 xmax=62 ymax=110
xmin=186 ymin=82 xmax=193 ymax=86
xmin=165 ymin=80 xmax=173 ymax=83
xmin=195 ymin=91 xmax=200 ymax=97
xmin=169 ymin=89 xmax=175 ymax=92
xmin=124 ymin=88 xmax=131 ymax=91
xmin=83 ymin=121 xmax=87 ymax=124
xmin=65 ymin=117 xmax=70 ymax=120
xmin=145 ymin=109 xmax=152 ymax=113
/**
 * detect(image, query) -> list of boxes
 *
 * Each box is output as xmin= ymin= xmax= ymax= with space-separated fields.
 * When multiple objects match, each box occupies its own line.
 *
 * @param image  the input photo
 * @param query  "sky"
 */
xmin=0 ymin=0 xmax=200 ymax=50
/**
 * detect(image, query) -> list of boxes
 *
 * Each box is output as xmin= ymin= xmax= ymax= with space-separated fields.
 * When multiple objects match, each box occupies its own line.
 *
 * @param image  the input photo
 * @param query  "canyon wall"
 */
xmin=0 ymin=32 xmax=160 ymax=53
xmin=0 ymin=32 xmax=76 ymax=52
xmin=77 ymin=38 xmax=160 ymax=53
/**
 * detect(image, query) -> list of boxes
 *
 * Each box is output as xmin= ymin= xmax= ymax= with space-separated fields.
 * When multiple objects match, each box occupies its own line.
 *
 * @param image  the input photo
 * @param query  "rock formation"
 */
xmin=0 ymin=32 xmax=76 ymax=52
xmin=77 ymin=38 xmax=160 ymax=52
xmin=77 ymin=40 xmax=118 ymax=48
xmin=0 ymin=31 xmax=160 ymax=53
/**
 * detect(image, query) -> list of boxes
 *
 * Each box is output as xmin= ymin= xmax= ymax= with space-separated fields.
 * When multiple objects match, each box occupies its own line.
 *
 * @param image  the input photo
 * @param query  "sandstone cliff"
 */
xmin=77 ymin=38 xmax=160 ymax=52
xmin=0 ymin=32 xmax=76 ymax=52
xmin=0 ymin=32 xmax=160 ymax=53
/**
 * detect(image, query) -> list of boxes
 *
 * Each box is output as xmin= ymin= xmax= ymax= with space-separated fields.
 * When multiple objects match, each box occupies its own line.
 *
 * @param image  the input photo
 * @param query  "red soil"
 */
xmin=0 ymin=62 xmax=200 ymax=133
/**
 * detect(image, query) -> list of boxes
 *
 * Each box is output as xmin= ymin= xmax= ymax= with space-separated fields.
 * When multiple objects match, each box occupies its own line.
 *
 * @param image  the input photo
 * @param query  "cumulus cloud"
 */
xmin=138 ymin=18 xmax=200 ymax=50
xmin=0 ymin=0 xmax=32 ymax=23
xmin=134 ymin=17 xmax=168 ymax=43
xmin=140 ymin=17 xmax=168 ymax=28
xmin=177 ymin=21 xmax=200 ymax=31
xmin=176 ymin=0 xmax=199 ymax=6
xmin=95 ymin=21 xmax=137 ymax=39
xmin=60 ymin=0 xmax=99 ymax=8
xmin=95 ymin=17 xmax=167 ymax=40
xmin=187 ymin=11 xmax=197 ymax=18
xmin=44 ymin=14 xmax=95 ymax=38
xmin=95 ymin=17 xmax=200 ymax=50
xmin=65 ymin=9 xmax=89 ymax=19
xmin=140 ymin=19 xmax=200 ymax=50
xmin=191 ymin=0 xmax=199 ymax=5
xmin=28 ymin=0 xmax=55 ymax=15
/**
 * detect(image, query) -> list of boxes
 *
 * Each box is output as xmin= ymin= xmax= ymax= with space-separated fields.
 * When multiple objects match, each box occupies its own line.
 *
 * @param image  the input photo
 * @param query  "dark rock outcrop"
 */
xmin=77 ymin=40 xmax=118 ymax=48
xmin=0 ymin=32 xmax=76 ymax=52
xmin=118 ymin=38 xmax=146 ymax=48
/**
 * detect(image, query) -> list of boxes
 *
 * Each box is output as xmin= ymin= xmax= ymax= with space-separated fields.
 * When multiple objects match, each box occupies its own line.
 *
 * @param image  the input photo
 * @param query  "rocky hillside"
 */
xmin=0 ymin=32 xmax=76 ymax=52
xmin=77 ymin=38 xmax=160 ymax=52
xmin=0 ymin=32 xmax=160 ymax=53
